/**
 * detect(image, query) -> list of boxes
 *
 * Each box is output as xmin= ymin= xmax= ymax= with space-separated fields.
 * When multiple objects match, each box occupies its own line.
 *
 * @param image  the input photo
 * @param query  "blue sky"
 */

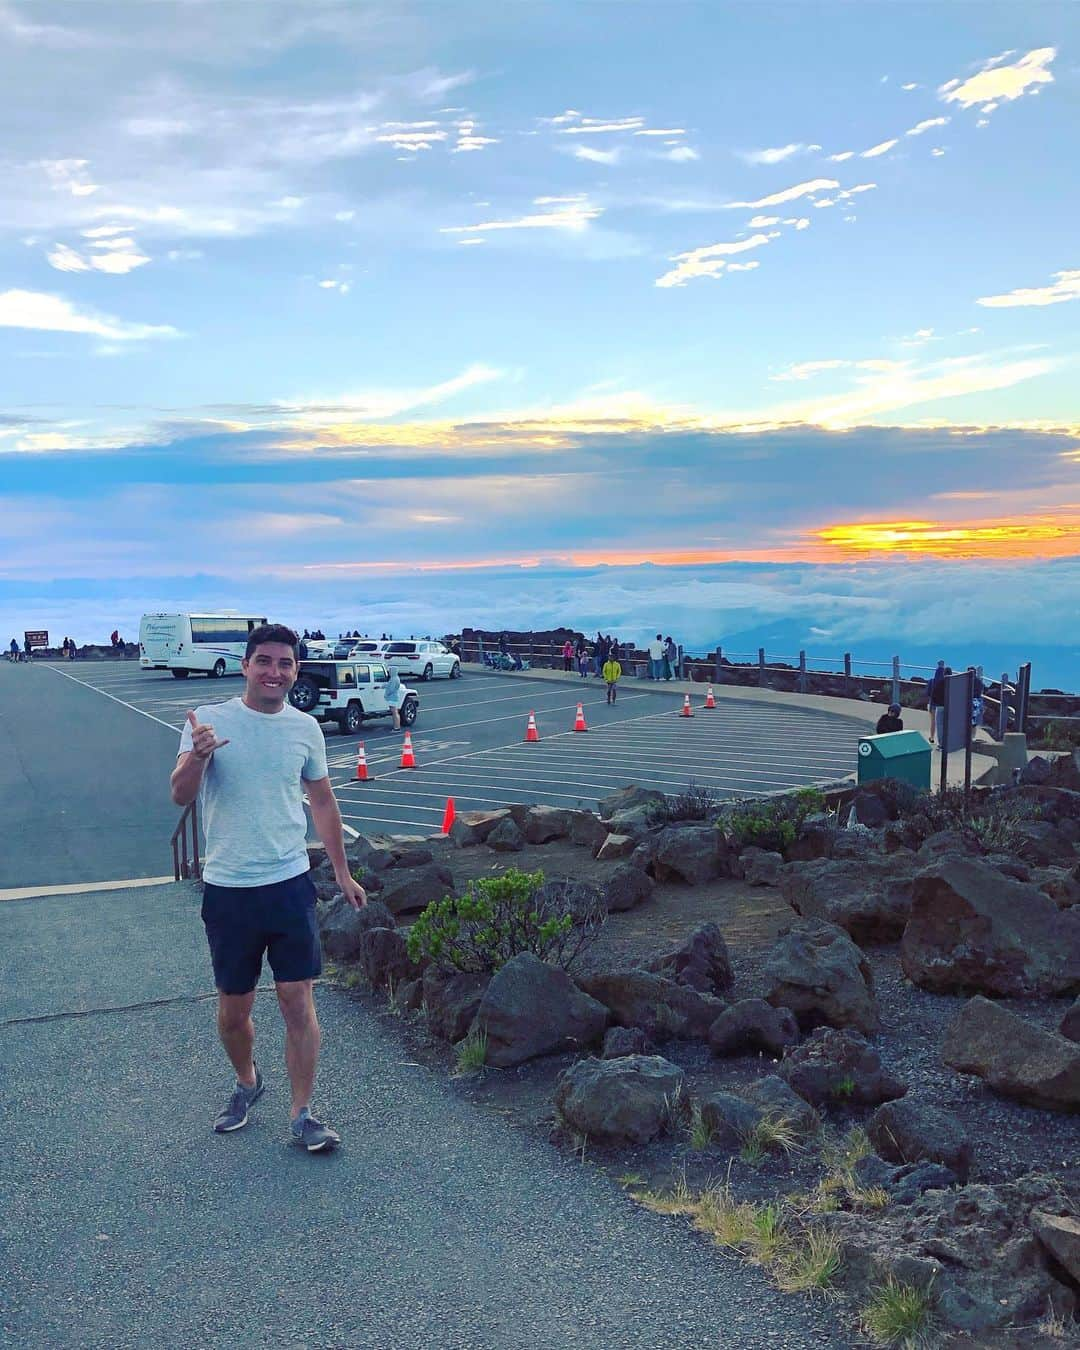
xmin=1 ymin=2 xmax=1078 ymax=671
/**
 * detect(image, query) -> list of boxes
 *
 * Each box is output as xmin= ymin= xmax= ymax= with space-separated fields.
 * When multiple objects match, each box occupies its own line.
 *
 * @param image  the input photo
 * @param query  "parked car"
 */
xmin=332 ymin=637 xmax=384 ymax=660
xmin=288 ymin=659 xmax=418 ymax=734
xmin=382 ymin=639 xmax=460 ymax=681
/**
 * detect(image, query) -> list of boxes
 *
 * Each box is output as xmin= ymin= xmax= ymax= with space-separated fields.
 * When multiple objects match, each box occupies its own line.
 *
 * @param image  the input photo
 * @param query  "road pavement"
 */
xmin=0 ymin=660 xmax=864 ymax=888
xmin=0 ymin=880 xmax=853 ymax=1348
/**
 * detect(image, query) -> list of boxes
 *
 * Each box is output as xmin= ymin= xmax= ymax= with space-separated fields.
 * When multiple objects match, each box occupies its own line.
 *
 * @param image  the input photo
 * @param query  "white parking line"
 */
xmin=42 ymin=665 xmax=181 ymax=733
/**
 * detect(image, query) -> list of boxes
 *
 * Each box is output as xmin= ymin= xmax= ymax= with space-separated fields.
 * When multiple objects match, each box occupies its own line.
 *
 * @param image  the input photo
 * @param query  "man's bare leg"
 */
xmin=276 ymin=980 xmax=320 ymax=1118
xmin=217 ymin=991 xmax=257 ymax=1087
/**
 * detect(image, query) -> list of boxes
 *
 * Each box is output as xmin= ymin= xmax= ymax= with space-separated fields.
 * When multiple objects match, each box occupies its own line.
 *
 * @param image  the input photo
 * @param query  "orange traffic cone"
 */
xmin=525 ymin=711 xmax=540 ymax=743
xmin=400 ymin=730 xmax=416 ymax=768
xmin=441 ymin=797 xmax=456 ymax=834
xmin=355 ymin=742 xmax=371 ymax=781
xmin=573 ymin=702 xmax=588 ymax=732
xmin=704 ymin=685 xmax=716 ymax=709
xmin=680 ymin=693 xmax=694 ymax=718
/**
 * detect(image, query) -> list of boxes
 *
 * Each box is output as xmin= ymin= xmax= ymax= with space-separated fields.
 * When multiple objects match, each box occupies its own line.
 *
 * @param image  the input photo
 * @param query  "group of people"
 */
xmin=300 ymin=628 xmax=327 ymax=641
xmin=647 ymin=634 xmax=679 ymax=681
xmin=561 ymin=633 xmax=627 ymax=680
xmin=874 ymin=660 xmax=988 ymax=740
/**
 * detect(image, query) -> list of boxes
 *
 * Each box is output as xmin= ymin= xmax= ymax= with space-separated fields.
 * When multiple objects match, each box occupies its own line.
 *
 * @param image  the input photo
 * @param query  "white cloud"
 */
xmin=748 ymin=215 xmax=781 ymax=227
xmin=813 ymin=199 xmax=836 ymax=209
xmin=38 ymin=157 xmax=99 ymax=196
xmin=727 ymin=178 xmax=838 ymax=209
xmin=81 ymin=225 xmax=128 ymax=239
xmin=976 ymin=269 xmax=1080 ymax=309
xmin=634 ymin=128 xmax=685 ymax=137
xmin=572 ymin=145 xmax=620 ymax=165
xmin=442 ymin=200 xmax=602 ymax=234
xmin=559 ymin=117 xmax=645 ymax=135
xmin=901 ymin=83 xmax=920 ymax=91
xmin=861 ymin=138 xmax=898 ymax=158
xmin=726 ymin=261 xmax=760 ymax=272
xmin=932 ymin=147 xmax=946 ymax=157
xmin=655 ymin=232 xmax=775 ymax=288
xmin=939 ymin=47 xmax=1055 ymax=112
xmin=739 ymin=143 xmax=805 ymax=166
xmin=272 ymin=195 xmax=304 ymax=209
xmin=47 ymin=243 xmax=90 ymax=272
xmin=906 ymin=116 xmax=949 ymax=136
xmin=0 ymin=289 xmax=178 ymax=341
xmin=828 ymin=151 xmax=854 ymax=162
xmin=334 ymin=210 xmax=355 ymax=222
xmin=281 ymin=364 xmax=503 ymax=421
xmin=47 ymin=240 xmax=151 ymax=275
xmin=771 ymin=357 xmax=907 ymax=382
xmin=786 ymin=217 xmax=810 ymax=230
xmin=660 ymin=146 xmax=699 ymax=163
xmin=837 ymin=183 xmax=876 ymax=199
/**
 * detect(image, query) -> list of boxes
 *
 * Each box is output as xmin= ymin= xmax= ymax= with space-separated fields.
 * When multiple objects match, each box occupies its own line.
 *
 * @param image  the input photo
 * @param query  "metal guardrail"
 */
xmin=171 ymin=800 xmax=201 ymax=881
xmin=457 ymin=631 xmax=1078 ymax=737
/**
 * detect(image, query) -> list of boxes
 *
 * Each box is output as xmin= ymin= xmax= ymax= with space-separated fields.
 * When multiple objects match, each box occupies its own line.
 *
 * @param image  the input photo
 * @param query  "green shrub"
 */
xmin=897 ymin=784 xmax=1043 ymax=853
xmin=405 ymin=868 xmax=604 ymax=975
xmin=718 ymin=786 xmax=827 ymax=853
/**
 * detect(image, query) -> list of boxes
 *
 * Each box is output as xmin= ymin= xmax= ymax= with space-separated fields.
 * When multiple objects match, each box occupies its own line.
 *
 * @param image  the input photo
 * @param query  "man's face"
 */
xmin=242 ymin=642 xmax=298 ymax=709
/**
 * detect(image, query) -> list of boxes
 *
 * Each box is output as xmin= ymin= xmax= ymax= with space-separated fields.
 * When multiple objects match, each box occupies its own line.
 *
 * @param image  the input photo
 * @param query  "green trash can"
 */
xmin=857 ymin=730 xmax=931 ymax=790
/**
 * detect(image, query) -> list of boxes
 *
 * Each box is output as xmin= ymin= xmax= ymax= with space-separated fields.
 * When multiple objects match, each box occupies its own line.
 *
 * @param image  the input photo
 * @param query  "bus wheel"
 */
xmin=172 ymin=669 xmax=189 ymax=679
xmin=210 ymin=659 xmax=226 ymax=678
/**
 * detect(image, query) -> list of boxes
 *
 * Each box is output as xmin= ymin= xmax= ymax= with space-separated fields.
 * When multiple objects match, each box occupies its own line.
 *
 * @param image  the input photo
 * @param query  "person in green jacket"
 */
xmin=602 ymin=653 xmax=622 ymax=704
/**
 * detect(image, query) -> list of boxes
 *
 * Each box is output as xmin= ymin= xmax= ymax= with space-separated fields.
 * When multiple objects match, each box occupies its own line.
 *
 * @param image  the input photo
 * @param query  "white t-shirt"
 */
xmin=178 ymin=697 xmax=328 ymax=887
xmin=648 ymin=639 xmax=663 ymax=660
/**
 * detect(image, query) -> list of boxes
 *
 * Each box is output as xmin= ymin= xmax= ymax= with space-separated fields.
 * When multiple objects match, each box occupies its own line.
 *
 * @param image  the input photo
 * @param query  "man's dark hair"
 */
xmin=245 ymin=623 xmax=299 ymax=660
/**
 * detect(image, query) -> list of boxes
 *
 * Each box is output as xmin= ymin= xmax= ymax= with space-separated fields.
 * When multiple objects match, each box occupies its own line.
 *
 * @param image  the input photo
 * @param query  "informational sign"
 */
xmin=941 ymin=672 xmax=971 ymax=755
xmin=23 ymin=630 xmax=48 ymax=648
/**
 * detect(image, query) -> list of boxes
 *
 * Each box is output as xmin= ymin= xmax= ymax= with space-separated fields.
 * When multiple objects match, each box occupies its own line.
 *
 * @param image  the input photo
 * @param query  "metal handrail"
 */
xmin=171 ymin=799 xmax=201 ymax=880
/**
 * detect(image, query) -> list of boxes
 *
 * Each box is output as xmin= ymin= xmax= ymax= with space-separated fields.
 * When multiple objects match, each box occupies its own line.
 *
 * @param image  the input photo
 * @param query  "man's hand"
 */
xmin=336 ymin=873 xmax=367 ymax=910
xmin=186 ymin=709 xmax=230 ymax=761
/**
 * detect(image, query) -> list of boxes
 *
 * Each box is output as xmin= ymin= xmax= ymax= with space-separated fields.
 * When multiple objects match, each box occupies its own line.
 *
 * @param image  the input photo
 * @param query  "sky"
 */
xmin=1 ymin=1 xmax=1078 ymax=680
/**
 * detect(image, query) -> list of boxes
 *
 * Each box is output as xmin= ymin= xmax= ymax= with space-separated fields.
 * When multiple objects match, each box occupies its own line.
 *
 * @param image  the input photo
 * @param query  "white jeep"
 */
xmin=288 ymin=659 xmax=419 ymax=734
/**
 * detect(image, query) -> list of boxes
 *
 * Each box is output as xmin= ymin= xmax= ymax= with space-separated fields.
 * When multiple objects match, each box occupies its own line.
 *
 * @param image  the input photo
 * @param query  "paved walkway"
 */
xmin=0 ymin=881 xmax=852 ymax=1349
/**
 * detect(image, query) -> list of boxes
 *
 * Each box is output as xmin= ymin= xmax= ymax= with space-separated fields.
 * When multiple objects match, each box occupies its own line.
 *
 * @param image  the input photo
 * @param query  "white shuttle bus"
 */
xmin=139 ymin=613 xmax=268 ymax=679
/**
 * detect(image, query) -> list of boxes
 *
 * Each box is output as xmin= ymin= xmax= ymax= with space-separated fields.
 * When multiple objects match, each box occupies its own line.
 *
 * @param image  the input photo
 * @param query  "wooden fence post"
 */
xmin=844 ymin=652 xmax=852 ymax=696
xmin=998 ymin=672 xmax=1009 ymax=739
xmin=758 ymin=648 xmax=766 ymax=687
xmin=798 ymin=650 xmax=807 ymax=694
xmin=714 ymin=646 xmax=723 ymax=684
xmin=891 ymin=655 xmax=901 ymax=706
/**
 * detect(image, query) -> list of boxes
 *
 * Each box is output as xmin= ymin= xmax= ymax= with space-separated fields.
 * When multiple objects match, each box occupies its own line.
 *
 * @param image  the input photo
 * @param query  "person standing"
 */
xmin=577 ymin=641 xmax=590 ymax=678
xmin=662 ymin=635 xmax=677 ymax=680
xmin=602 ymin=650 xmax=622 ymax=704
xmin=385 ymin=663 xmax=403 ymax=731
xmin=927 ymin=660 xmax=946 ymax=744
xmin=8 ymin=637 xmax=17 ymax=662
xmin=648 ymin=633 xmax=663 ymax=680
xmin=594 ymin=632 xmax=608 ymax=678
xmin=171 ymin=623 xmax=366 ymax=1152
xmin=562 ymin=637 xmax=574 ymax=672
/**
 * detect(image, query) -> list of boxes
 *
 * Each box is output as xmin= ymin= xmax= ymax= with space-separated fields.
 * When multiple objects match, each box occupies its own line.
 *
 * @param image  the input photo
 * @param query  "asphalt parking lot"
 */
xmin=13 ymin=660 xmax=863 ymax=857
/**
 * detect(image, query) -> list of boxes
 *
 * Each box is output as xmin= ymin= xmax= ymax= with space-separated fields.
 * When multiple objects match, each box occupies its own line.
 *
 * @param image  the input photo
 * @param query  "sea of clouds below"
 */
xmin=2 ymin=558 xmax=1078 ymax=690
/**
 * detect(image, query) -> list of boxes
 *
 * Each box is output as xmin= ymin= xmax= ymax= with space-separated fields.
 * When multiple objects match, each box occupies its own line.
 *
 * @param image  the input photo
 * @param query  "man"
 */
xmin=875 ymin=703 xmax=904 ymax=734
xmin=171 ymin=623 xmax=366 ymax=1152
xmin=648 ymin=633 xmax=663 ymax=680
xmin=602 ymin=649 xmax=622 ymax=705
xmin=927 ymin=659 xmax=946 ymax=744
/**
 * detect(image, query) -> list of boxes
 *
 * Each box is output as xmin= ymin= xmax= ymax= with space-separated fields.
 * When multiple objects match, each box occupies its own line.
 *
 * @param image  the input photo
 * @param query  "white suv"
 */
xmin=382 ymin=639 xmax=460 ymax=681
xmin=288 ymin=659 xmax=419 ymax=734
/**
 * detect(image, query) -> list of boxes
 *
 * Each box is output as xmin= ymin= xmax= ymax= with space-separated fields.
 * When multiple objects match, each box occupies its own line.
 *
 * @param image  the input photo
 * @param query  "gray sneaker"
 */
xmin=213 ymin=1064 xmax=264 ymax=1133
xmin=291 ymin=1108 xmax=340 ymax=1152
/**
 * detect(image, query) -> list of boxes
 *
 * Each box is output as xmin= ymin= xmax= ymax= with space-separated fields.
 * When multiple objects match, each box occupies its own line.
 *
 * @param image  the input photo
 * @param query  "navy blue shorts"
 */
xmin=201 ymin=870 xmax=321 ymax=995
